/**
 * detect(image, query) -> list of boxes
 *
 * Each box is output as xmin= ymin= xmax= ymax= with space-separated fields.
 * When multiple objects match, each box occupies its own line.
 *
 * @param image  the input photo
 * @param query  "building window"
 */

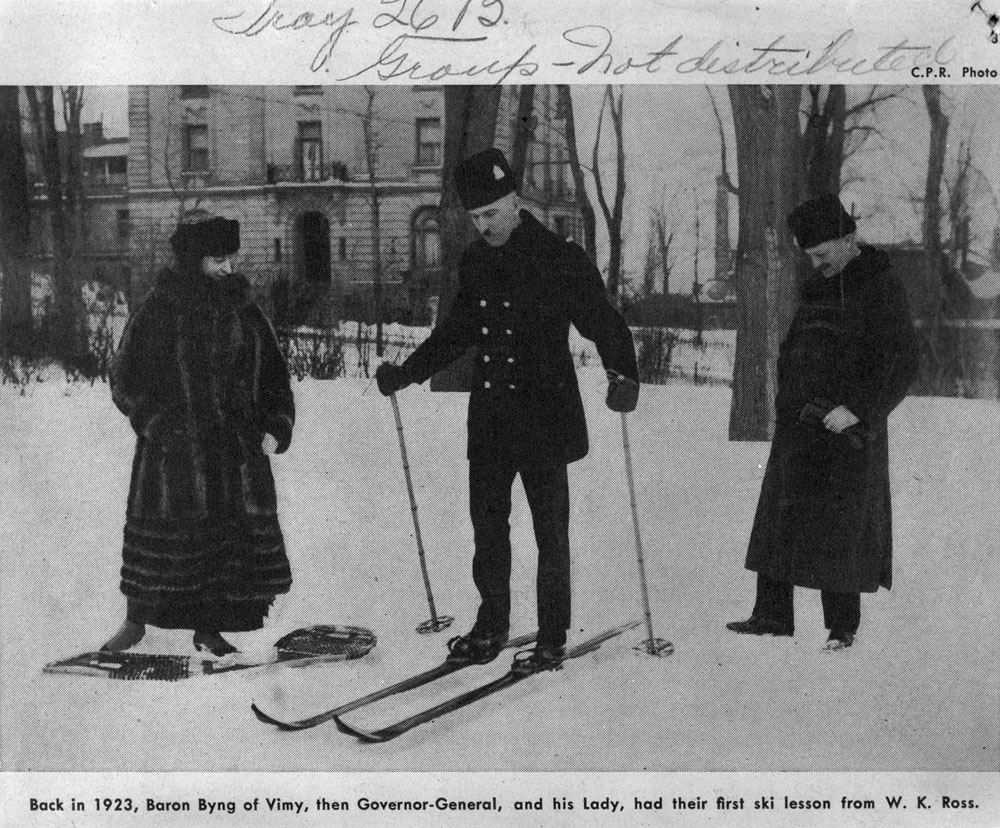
xmin=339 ymin=237 xmax=347 ymax=260
xmin=555 ymin=215 xmax=581 ymax=242
xmin=554 ymin=147 xmax=569 ymax=198
xmin=412 ymin=208 xmax=440 ymax=269
xmin=298 ymin=121 xmax=323 ymax=181
xmin=274 ymin=238 xmax=282 ymax=263
xmin=294 ymin=85 xmax=323 ymax=95
xmin=180 ymin=85 xmax=209 ymax=99
xmin=183 ymin=125 xmax=210 ymax=172
xmin=117 ymin=209 xmax=130 ymax=240
xmin=415 ymin=118 xmax=442 ymax=167
xmin=525 ymin=142 xmax=538 ymax=190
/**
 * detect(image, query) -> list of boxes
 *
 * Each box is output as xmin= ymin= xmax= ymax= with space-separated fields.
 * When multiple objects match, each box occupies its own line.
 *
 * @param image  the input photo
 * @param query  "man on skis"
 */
xmin=376 ymin=148 xmax=638 ymax=671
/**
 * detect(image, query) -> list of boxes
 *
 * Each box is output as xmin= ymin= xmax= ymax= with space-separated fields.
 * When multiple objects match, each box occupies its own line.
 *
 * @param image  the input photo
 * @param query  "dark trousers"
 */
xmin=468 ymin=457 xmax=571 ymax=648
xmin=753 ymin=573 xmax=860 ymax=634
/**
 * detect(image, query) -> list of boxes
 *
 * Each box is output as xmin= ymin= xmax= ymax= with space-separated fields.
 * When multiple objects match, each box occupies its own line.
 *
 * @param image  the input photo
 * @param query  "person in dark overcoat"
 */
xmin=376 ymin=148 xmax=639 ymax=669
xmin=101 ymin=211 xmax=295 ymax=656
xmin=727 ymin=194 xmax=919 ymax=650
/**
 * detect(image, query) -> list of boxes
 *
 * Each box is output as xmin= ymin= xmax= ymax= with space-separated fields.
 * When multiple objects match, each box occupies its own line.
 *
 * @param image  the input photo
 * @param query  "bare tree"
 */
xmin=802 ymin=85 xmax=902 ymax=199
xmin=642 ymin=198 xmax=675 ymax=297
xmin=0 ymin=87 xmax=32 ymax=355
xmin=592 ymin=86 xmax=626 ymax=305
xmin=508 ymin=86 xmax=535 ymax=189
xmin=557 ymin=85 xmax=597 ymax=264
xmin=24 ymin=86 xmax=86 ymax=363
xmin=361 ymin=87 xmax=386 ymax=357
xmin=922 ymin=85 xmax=949 ymax=317
xmin=691 ymin=189 xmax=703 ymax=345
xmin=725 ymin=85 xmax=806 ymax=440
xmin=429 ymin=86 xmax=503 ymax=391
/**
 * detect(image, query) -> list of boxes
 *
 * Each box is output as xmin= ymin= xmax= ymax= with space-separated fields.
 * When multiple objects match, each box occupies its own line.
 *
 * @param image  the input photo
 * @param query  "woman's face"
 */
xmin=200 ymin=255 xmax=233 ymax=279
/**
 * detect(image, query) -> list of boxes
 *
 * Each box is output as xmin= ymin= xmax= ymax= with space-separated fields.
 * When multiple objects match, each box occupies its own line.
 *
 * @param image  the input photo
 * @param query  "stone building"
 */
xmin=126 ymin=85 xmax=580 ymax=326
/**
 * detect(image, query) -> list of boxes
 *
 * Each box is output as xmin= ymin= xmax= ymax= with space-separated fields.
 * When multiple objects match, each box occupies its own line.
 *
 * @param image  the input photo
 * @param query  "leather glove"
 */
xmin=375 ymin=363 xmax=412 ymax=397
xmin=606 ymin=370 xmax=639 ymax=413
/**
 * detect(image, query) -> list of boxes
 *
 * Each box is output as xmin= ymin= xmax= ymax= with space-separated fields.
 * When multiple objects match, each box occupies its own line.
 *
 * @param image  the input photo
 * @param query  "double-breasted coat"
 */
xmin=110 ymin=268 xmax=295 ymax=631
xmin=402 ymin=210 xmax=638 ymax=467
xmin=745 ymin=245 xmax=919 ymax=593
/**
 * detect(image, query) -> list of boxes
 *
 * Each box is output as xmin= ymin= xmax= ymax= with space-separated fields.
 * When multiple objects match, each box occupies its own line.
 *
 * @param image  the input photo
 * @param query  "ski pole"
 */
xmin=620 ymin=411 xmax=672 ymax=657
xmin=390 ymin=392 xmax=453 ymax=634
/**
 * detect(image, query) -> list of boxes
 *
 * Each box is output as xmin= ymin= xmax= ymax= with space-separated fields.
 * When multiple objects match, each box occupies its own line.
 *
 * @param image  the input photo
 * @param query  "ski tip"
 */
xmin=333 ymin=715 xmax=385 ymax=742
xmin=251 ymin=701 xmax=283 ymax=726
xmin=250 ymin=702 xmax=303 ymax=730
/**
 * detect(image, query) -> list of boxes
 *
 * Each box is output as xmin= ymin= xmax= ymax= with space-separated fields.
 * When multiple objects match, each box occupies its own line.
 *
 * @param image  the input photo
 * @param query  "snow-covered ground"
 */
xmin=0 ymin=370 xmax=997 ymax=772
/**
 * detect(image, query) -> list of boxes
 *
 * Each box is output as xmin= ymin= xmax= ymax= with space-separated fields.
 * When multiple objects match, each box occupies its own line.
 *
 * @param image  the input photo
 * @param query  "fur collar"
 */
xmin=800 ymin=245 xmax=890 ymax=301
xmin=155 ymin=268 xmax=252 ymax=314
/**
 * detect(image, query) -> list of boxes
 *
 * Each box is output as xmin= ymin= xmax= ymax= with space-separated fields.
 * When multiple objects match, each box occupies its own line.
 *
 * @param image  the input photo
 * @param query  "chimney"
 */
xmin=715 ymin=174 xmax=732 ymax=281
xmin=83 ymin=122 xmax=104 ymax=147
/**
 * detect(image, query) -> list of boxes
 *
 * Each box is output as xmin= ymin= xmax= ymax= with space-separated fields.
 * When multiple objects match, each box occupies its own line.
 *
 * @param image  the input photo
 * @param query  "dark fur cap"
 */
xmin=453 ymin=148 xmax=516 ymax=211
xmin=170 ymin=211 xmax=240 ymax=265
xmin=787 ymin=194 xmax=857 ymax=249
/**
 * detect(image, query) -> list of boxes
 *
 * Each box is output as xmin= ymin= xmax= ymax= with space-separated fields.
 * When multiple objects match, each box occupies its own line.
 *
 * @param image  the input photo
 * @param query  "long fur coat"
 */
xmin=110 ymin=268 xmax=294 ymax=630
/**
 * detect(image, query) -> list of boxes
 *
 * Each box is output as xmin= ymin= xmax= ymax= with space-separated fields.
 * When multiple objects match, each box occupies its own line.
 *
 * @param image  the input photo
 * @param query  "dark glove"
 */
xmin=606 ymin=371 xmax=639 ymax=413
xmin=375 ymin=363 xmax=412 ymax=397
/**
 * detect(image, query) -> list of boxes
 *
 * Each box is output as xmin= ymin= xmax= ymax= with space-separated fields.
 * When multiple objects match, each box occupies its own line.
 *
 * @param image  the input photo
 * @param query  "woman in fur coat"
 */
xmin=102 ymin=211 xmax=295 ymax=657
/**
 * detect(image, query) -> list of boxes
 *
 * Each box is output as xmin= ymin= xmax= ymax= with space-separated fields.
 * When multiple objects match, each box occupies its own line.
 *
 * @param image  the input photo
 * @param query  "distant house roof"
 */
xmin=961 ymin=255 xmax=1000 ymax=301
xmin=887 ymin=244 xmax=999 ymax=318
xmin=83 ymin=142 xmax=128 ymax=159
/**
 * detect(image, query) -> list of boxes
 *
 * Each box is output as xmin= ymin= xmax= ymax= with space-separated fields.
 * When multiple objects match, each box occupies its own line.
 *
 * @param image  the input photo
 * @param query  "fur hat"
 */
xmin=170 ymin=210 xmax=240 ymax=264
xmin=787 ymin=194 xmax=856 ymax=249
xmin=453 ymin=148 xmax=516 ymax=211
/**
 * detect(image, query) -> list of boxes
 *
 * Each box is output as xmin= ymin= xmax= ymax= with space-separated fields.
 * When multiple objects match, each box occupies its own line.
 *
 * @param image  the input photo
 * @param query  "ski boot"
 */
xmin=725 ymin=616 xmax=793 ymax=637
xmin=445 ymin=630 xmax=506 ymax=665
xmin=511 ymin=642 xmax=566 ymax=674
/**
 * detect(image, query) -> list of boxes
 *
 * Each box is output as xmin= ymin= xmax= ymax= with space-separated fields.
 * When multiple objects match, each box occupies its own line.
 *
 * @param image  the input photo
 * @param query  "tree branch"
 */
xmin=707 ymin=86 xmax=738 ymax=195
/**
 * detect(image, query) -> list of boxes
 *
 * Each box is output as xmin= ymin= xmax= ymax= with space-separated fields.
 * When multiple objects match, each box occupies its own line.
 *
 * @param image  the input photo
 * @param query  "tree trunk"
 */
xmin=917 ymin=85 xmax=951 ymax=393
xmin=803 ymin=85 xmax=847 ymax=198
xmin=430 ymin=86 xmax=502 ymax=391
xmin=62 ymin=87 xmax=85 ymax=249
xmin=593 ymin=86 xmax=626 ymax=306
xmin=0 ymin=86 xmax=32 ymax=355
xmin=727 ymin=85 xmax=805 ymax=441
xmin=557 ymin=85 xmax=597 ymax=264
xmin=24 ymin=85 xmax=83 ymax=363
xmin=508 ymin=86 xmax=535 ymax=190
xmin=362 ymin=88 xmax=384 ymax=359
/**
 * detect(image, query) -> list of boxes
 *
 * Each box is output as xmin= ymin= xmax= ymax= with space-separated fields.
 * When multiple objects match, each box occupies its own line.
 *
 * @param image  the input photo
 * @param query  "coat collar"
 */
xmin=800 ymin=245 xmax=890 ymax=301
xmin=156 ymin=268 xmax=252 ymax=314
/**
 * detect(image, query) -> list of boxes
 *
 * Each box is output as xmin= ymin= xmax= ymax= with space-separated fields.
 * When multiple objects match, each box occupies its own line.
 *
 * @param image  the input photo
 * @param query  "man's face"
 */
xmin=804 ymin=235 xmax=857 ymax=277
xmin=200 ymin=255 xmax=234 ymax=279
xmin=468 ymin=193 xmax=520 ymax=247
